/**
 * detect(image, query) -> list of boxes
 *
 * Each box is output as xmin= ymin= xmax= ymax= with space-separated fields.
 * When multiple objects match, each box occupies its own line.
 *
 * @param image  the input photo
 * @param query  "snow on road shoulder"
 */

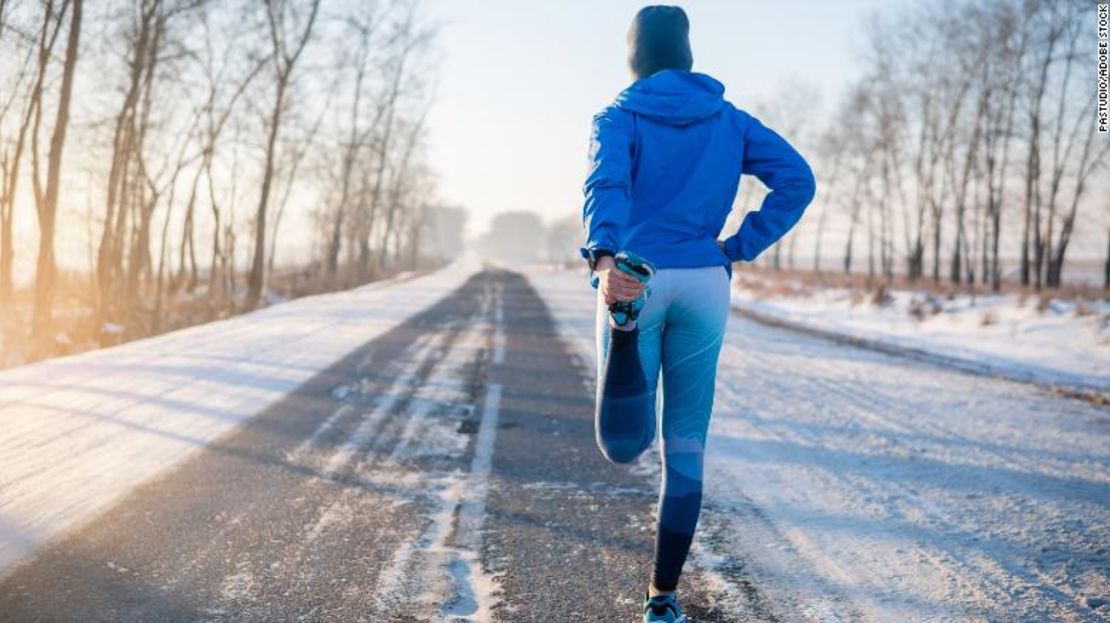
xmin=0 ymin=256 xmax=481 ymax=579
xmin=731 ymin=279 xmax=1109 ymax=395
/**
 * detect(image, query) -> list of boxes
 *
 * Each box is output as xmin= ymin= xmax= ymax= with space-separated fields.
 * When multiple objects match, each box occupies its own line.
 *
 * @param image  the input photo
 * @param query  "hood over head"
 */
xmin=614 ymin=70 xmax=726 ymax=126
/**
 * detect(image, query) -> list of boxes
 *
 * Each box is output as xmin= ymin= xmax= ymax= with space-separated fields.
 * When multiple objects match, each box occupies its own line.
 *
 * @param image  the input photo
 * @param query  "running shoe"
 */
xmin=608 ymin=251 xmax=655 ymax=328
xmin=643 ymin=592 xmax=687 ymax=622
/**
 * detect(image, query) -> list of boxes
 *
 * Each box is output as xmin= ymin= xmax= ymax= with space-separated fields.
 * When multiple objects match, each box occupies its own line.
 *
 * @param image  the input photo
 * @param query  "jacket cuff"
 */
xmin=579 ymin=245 xmax=615 ymax=269
xmin=722 ymin=234 xmax=747 ymax=263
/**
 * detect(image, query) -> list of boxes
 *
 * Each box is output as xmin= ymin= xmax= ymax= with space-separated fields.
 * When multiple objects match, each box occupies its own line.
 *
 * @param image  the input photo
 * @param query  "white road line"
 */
xmin=492 ymin=284 xmax=505 ymax=366
xmin=462 ymin=283 xmax=506 ymax=547
xmin=456 ymin=383 xmax=501 ymax=551
xmin=442 ymin=281 xmax=504 ymax=621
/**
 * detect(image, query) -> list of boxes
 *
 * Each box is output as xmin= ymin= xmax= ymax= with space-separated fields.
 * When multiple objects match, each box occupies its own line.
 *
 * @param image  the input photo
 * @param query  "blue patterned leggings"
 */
xmin=594 ymin=265 xmax=730 ymax=592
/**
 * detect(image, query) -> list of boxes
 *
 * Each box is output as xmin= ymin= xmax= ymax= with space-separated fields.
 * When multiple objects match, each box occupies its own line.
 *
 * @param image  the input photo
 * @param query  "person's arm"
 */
xmin=580 ymin=107 xmax=634 ymax=266
xmin=721 ymin=113 xmax=816 ymax=263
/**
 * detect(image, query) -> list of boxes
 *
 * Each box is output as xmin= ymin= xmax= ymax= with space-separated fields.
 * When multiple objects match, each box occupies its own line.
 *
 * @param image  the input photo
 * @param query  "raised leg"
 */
xmin=594 ymin=276 xmax=665 ymax=464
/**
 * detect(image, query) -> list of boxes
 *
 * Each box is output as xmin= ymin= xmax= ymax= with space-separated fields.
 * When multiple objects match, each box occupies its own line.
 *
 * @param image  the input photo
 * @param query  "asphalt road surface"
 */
xmin=0 ymin=268 xmax=1105 ymax=622
xmin=0 ymin=270 xmax=742 ymax=622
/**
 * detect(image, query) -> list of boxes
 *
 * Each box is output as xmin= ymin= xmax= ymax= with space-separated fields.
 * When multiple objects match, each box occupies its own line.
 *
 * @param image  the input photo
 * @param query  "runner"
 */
xmin=580 ymin=6 xmax=817 ymax=621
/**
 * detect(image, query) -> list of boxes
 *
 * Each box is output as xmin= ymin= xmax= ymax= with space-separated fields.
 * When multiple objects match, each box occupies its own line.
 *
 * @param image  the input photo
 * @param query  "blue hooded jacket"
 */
xmin=580 ymin=70 xmax=816 ymax=277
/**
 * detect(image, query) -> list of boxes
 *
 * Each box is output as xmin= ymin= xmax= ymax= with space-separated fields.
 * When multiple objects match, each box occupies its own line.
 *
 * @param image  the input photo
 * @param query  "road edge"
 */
xmin=733 ymin=303 xmax=1108 ymax=406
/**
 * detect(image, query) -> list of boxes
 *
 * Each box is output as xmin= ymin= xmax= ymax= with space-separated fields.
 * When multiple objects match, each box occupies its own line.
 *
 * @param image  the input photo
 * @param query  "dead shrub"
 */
xmin=909 ymin=297 xmax=928 ymax=321
xmin=871 ymin=284 xmax=894 ymax=307
xmin=1036 ymin=293 xmax=1051 ymax=313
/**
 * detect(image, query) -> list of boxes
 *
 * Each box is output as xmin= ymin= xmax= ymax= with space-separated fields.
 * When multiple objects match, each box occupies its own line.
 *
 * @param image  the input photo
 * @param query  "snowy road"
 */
xmin=0 ymin=266 xmax=1106 ymax=622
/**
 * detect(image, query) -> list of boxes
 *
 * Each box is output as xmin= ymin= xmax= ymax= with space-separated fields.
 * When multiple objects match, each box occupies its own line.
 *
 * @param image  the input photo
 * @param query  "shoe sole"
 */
xmin=644 ymin=612 xmax=688 ymax=622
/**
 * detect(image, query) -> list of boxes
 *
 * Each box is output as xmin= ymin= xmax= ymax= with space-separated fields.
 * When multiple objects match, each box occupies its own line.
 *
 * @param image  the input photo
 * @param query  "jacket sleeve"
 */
xmin=721 ymin=112 xmax=816 ymax=263
xmin=579 ymin=107 xmax=634 ymax=262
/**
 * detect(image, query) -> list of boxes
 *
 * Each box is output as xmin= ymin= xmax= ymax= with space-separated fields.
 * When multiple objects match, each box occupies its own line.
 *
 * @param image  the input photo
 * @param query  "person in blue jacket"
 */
xmin=580 ymin=6 xmax=816 ymax=622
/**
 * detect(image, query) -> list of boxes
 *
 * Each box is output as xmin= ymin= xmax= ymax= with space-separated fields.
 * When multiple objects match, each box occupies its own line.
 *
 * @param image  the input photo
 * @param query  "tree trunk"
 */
xmin=813 ymin=206 xmax=827 ymax=274
xmin=31 ymin=0 xmax=81 ymax=341
xmin=246 ymin=78 xmax=286 ymax=308
xmin=931 ymin=199 xmax=942 ymax=283
xmin=1104 ymin=224 xmax=1109 ymax=290
xmin=0 ymin=70 xmax=36 ymax=308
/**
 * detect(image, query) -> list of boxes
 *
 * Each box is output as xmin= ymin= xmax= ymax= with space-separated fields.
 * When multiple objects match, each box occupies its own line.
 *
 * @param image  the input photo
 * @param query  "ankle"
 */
xmin=647 ymin=583 xmax=675 ymax=598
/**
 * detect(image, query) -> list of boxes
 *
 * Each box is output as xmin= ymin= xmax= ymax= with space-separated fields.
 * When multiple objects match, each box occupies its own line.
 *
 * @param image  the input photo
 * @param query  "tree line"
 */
xmin=0 ymin=0 xmax=447 ymax=356
xmin=755 ymin=0 xmax=1107 ymax=291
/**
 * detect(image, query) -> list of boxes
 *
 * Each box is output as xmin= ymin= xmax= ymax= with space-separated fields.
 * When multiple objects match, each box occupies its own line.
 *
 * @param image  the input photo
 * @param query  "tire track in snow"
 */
xmin=186 ymin=309 xmax=473 ymax=618
xmin=206 ymin=329 xmax=452 ymax=614
xmin=207 ymin=305 xmax=489 ymax=618
xmin=367 ymin=277 xmax=505 ymax=621
xmin=319 ymin=334 xmax=446 ymax=477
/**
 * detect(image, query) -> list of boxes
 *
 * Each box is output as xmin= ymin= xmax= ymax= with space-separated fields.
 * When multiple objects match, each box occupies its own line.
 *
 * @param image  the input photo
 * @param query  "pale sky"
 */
xmin=422 ymin=0 xmax=894 ymax=236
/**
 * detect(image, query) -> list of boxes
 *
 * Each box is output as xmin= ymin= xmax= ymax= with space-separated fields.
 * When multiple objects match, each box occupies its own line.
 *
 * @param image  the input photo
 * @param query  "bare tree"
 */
xmin=28 ymin=0 xmax=81 ymax=340
xmin=980 ymin=0 xmax=1024 ymax=291
xmin=815 ymin=0 xmax=1102 ymax=291
xmin=0 ymin=0 xmax=444 ymax=367
xmin=172 ymin=5 xmax=268 ymax=305
xmin=0 ymin=12 xmax=38 ymax=308
xmin=753 ymin=79 xmax=819 ymax=271
xmin=324 ymin=2 xmax=390 ymax=279
xmin=1040 ymin=4 xmax=1108 ymax=287
xmin=245 ymin=0 xmax=321 ymax=308
xmin=267 ymin=85 xmax=335 ymax=276
xmin=810 ymin=125 xmax=847 ymax=275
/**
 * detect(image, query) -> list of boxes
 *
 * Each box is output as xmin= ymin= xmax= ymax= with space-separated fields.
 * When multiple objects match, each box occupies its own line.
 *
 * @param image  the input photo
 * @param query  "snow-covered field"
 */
xmin=731 ymin=275 xmax=1109 ymax=395
xmin=0 ymin=256 xmax=481 ymax=579
xmin=528 ymin=265 xmax=1110 ymax=623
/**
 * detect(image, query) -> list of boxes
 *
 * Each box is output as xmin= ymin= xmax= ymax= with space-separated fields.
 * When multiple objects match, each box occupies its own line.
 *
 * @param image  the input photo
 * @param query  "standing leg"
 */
xmin=594 ymin=272 xmax=666 ymax=464
xmin=651 ymin=266 xmax=729 ymax=593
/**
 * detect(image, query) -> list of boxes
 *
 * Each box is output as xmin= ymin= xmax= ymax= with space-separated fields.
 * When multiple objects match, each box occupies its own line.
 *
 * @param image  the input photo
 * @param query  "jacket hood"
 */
xmin=614 ymin=70 xmax=725 ymax=126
